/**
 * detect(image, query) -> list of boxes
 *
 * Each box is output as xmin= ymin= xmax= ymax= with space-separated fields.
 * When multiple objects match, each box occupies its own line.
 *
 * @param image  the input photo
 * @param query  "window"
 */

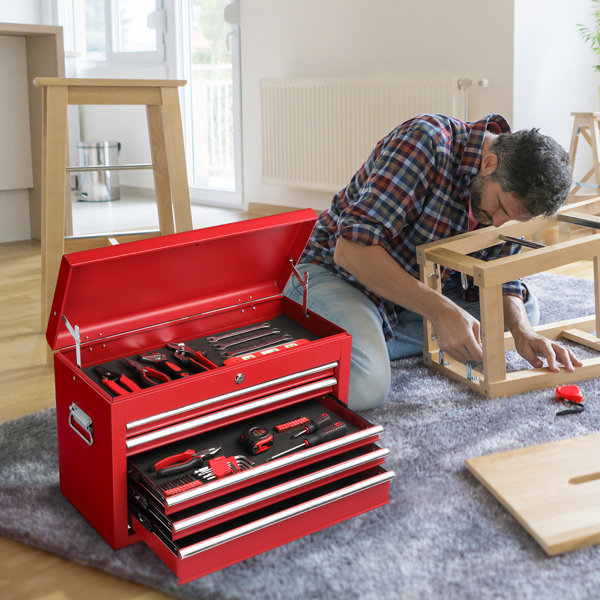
xmin=57 ymin=0 xmax=243 ymax=207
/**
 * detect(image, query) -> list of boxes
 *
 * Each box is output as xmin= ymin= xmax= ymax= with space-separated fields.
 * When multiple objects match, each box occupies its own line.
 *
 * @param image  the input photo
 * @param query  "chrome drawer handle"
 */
xmin=68 ymin=403 xmax=93 ymax=446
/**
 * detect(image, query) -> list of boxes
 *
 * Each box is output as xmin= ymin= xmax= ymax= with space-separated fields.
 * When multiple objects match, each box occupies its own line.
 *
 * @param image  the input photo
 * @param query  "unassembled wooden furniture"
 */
xmin=569 ymin=112 xmax=600 ymax=198
xmin=466 ymin=432 xmax=600 ymax=555
xmin=417 ymin=196 xmax=600 ymax=397
xmin=34 ymin=78 xmax=193 ymax=337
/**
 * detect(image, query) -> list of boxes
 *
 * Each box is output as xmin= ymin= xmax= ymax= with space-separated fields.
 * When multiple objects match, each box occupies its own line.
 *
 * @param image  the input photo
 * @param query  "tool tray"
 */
xmin=46 ymin=210 xmax=394 ymax=585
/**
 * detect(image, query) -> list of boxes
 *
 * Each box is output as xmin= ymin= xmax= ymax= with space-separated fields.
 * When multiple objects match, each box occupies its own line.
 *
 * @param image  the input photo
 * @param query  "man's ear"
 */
xmin=480 ymin=152 xmax=498 ymax=176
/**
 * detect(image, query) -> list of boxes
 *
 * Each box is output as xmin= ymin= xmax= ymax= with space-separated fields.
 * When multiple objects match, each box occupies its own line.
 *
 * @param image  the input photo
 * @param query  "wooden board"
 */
xmin=466 ymin=433 xmax=600 ymax=555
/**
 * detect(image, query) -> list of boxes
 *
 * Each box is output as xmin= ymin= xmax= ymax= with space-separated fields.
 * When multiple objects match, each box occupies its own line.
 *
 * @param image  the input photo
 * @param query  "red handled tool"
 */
xmin=265 ymin=422 xmax=348 ymax=462
xmin=150 ymin=446 xmax=221 ymax=477
xmin=140 ymin=350 xmax=190 ymax=379
xmin=275 ymin=416 xmax=310 ymax=433
xmin=555 ymin=385 xmax=585 ymax=416
xmin=290 ymin=413 xmax=332 ymax=439
xmin=94 ymin=366 xmax=141 ymax=396
xmin=240 ymin=425 xmax=274 ymax=455
xmin=166 ymin=342 xmax=210 ymax=374
xmin=123 ymin=357 xmax=171 ymax=388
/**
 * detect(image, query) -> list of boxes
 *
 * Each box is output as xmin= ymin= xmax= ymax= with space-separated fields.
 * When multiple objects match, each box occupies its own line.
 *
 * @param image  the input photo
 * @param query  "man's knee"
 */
xmin=346 ymin=344 xmax=391 ymax=411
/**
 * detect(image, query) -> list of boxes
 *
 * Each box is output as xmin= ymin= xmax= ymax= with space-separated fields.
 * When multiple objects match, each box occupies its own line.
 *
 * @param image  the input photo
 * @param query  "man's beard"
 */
xmin=470 ymin=174 xmax=493 ymax=225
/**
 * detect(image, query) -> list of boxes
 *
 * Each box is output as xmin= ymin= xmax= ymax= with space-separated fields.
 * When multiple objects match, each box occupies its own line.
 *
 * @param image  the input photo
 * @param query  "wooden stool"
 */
xmin=569 ymin=112 xmax=600 ymax=198
xmin=34 ymin=78 xmax=194 ymax=338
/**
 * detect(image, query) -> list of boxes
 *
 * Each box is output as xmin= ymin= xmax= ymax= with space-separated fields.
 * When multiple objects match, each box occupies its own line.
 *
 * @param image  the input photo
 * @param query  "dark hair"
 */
xmin=488 ymin=129 xmax=572 ymax=217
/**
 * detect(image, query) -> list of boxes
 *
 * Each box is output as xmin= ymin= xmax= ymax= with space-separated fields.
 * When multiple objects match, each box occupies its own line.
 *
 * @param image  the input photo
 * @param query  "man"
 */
xmin=284 ymin=114 xmax=582 ymax=411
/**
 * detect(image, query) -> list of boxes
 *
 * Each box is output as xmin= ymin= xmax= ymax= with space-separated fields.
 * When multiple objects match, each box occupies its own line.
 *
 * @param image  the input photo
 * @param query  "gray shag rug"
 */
xmin=1 ymin=272 xmax=600 ymax=600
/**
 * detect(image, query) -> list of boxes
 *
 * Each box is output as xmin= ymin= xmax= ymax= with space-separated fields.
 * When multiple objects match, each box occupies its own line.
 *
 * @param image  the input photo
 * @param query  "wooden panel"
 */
xmin=35 ymin=77 xmax=186 ymax=87
xmin=419 ymin=248 xmax=481 ymax=275
xmin=479 ymin=285 xmax=506 ymax=383
xmin=466 ymin=433 xmax=600 ymax=555
xmin=68 ymin=86 xmax=163 ymax=106
xmin=561 ymin=328 xmax=600 ymax=351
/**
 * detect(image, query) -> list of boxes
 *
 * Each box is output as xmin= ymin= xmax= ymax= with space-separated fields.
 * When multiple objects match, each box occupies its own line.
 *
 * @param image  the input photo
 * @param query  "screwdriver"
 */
xmin=265 ymin=422 xmax=347 ymax=462
xmin=290 ymin=413 xmax=332 ymax=439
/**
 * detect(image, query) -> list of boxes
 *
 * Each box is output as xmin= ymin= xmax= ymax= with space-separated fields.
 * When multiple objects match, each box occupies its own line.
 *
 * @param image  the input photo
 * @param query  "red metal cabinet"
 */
xmin=48 ymin=210 xmax=394 ymax=584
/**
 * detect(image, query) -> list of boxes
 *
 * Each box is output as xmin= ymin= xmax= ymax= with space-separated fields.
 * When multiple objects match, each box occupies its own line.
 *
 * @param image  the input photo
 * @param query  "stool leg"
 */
xmin=568 ymin=116 xmax=581 ymax=198
xmin=480 ymin=285 xmax=506 ymax=384
xmin=147 ymin=104 xmax=175 ymax=236
xmin=160 ymin=87 xmax=193 ymax=233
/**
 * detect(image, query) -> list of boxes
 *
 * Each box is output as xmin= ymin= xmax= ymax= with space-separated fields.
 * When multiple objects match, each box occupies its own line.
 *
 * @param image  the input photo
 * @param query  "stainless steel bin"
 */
xmin=76 ymin=141 xmax=121 ymax=202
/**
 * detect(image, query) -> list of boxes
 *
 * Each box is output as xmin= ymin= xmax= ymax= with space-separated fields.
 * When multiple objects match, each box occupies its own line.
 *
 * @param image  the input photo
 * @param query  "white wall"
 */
xmin=514 ymin=0 xmax=600 ymax=185
xmin=239 ymin=0 xmax=515 ymax=212
xmin=0 ymin=1 xmax=41 ymax=25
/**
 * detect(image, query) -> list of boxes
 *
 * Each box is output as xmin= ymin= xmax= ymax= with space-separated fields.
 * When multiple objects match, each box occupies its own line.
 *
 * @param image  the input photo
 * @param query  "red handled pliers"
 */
xmin=140 ymin=350 xmax=190 ymax=379
xmin=94 ymin=365 xmax=141 ymax=396
xmin=123 ymin=357 xmax=171 ymax=388
xmin=150 ymin=446 xmax=221 ymax=477
xmin=167 ymin=342 xmax=210 ymax=373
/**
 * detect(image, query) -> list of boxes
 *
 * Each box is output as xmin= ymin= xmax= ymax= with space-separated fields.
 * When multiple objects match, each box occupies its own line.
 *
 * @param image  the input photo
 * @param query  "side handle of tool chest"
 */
xmin=69 ymin=403 xmax=94 ymax=446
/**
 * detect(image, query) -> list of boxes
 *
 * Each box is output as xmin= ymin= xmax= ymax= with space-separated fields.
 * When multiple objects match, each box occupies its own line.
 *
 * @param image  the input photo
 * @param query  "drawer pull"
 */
xmin=126 ymin=362 xmax=339 ymax=430
xmin=179 ymin=470 xmax=395 ymax=559
xmin=126 ymin=378 xmax=337 ymax=449
xmin=68 ymin=403 xmax=93 ymax=446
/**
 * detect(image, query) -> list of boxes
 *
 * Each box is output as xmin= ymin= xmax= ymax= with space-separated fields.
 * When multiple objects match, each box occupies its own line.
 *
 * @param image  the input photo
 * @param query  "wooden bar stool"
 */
xmin=34 ymin=78 xmax=193 ymax=340
xmin=569 ymin=112 xmax=600 ymax=198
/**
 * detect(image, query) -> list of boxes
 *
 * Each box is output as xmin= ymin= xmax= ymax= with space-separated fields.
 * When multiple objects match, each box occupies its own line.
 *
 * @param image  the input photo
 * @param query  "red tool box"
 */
xmin=46 ymin=209 xmax=394 ymax=585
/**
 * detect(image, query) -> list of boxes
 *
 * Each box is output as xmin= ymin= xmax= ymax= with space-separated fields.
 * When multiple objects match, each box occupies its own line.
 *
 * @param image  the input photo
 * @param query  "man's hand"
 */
xmin=504 ymin=295 xmax=583 ymax=373
xmin=430 ymin=301 xmax=483 ymax=363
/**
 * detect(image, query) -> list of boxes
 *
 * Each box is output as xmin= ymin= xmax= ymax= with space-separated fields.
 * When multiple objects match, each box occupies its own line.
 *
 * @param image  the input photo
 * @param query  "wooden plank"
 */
xmin=473 ymin=232 xmax=600 ymax=288
xmin=146 ymin=104 xmax=175 ymax=236
xmin=63 ymin=232 xmax=161 ymax=254
xmin=595 ymin=255 xmax=600 ymax=334
xmin=561 ymin=329 xmax=600 ymax=351
xmin=480 ymin=285 xmax=506 ymax=383
xmin=503 ymin=315 xmax=596 ymax=351
xmin=420 ymin=262 xmax=440 ymax=354
xmin=418 ymin=248 xmax=482 ymax=275
xmin=67 ymin=86 xmax=162 ymax=106
xmin=160 ymin=86 xmax=193 ymax=232
xmin=423 ymin=352 xmax=483 ymax=392
xmin=34 ymin=77 xmax=186 ymax=87
xmin=466 ymin=432 xmax=600 ymax=555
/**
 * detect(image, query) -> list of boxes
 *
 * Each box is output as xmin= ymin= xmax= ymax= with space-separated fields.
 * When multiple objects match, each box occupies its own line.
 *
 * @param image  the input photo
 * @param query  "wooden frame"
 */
xmin=417 ymin=196 xmax=600 ymax=397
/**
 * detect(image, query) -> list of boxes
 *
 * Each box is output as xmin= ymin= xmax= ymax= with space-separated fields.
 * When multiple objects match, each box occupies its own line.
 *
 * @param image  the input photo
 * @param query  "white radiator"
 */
xmin=261 ymin=77 xmax=461 ymax=193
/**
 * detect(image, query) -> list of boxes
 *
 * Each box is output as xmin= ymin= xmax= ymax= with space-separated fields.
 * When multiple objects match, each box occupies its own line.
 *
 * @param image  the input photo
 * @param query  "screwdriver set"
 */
xmin=48 ymin=210 xmax=393 ymax=584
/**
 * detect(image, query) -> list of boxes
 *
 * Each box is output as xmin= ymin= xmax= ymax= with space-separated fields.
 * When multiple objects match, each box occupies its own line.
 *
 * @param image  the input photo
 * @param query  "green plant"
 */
xmin=578 ymin=0 xmax=600 ymax=72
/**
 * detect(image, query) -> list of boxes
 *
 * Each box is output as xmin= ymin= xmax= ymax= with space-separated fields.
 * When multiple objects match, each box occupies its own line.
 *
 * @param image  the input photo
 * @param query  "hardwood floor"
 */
xmin=0 ymin=218 xmax=594 ymax=600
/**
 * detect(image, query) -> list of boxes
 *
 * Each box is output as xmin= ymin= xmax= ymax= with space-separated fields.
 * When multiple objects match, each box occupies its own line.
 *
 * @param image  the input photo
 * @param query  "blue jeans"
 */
xmin=283 ymin=263 xmax=540 ymax=411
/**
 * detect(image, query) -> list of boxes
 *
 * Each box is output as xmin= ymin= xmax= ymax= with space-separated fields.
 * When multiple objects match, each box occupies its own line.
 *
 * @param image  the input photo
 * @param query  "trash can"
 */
xmin=76 ymin=141 xmax=121 ymax=201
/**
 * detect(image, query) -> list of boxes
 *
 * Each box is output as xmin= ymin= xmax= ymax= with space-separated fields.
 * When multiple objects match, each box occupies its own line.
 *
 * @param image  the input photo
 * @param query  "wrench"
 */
xmin=206 ymin=322 xmax=271 ymax=344
xmin=219 ymin=335 xmax=293 ymax=358
xmin=213 ymin=328 xmax=281 ymax=350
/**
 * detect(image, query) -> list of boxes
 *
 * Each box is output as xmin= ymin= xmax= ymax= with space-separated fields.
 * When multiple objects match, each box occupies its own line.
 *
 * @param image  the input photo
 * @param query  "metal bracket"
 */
xmin=428 ymin=263 xmax=440 ymax=280
xmin=289 ymin=258 xmax=309 ymax=318
xmin=466 ymin=363 xmax=479 ymax=382
xmin=461 ymin=273 xmax=469 ymax=291
xmin=69 ymin=403 xmax=93 ymax=446
xmin=62 ymin=315 xmax=82 ymax=369
xmin=438 ymin=350 xmax=450 ymax=366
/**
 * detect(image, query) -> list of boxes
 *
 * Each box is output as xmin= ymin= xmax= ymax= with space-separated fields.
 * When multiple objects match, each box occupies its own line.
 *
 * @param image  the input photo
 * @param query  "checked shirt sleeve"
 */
xmin=335 ymin=128 xmax=437 ymax=249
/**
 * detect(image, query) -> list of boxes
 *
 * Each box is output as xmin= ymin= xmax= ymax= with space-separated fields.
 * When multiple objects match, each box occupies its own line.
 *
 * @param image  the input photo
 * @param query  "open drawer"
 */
xmin=127 ymin=394 xmax=384 ymax=514
xmin=130 ymin=466 xmax=395 ymax=585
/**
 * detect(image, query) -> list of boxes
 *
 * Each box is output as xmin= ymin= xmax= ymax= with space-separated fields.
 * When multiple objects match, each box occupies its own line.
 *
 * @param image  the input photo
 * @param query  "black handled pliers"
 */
xmin=150 ymin=446 xmax=222 ymax=477
xmin=167 ymin=342 xmax=210 ymax=374
xmin=94 ymin=365 xmax=142 ymax=396
xmin=123 ymin=357 xmax=171 ymax=388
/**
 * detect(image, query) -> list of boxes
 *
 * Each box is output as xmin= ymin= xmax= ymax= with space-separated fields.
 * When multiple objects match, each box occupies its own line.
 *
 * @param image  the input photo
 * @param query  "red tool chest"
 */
xmin=46 ymin=209 xmax=394 ymax=585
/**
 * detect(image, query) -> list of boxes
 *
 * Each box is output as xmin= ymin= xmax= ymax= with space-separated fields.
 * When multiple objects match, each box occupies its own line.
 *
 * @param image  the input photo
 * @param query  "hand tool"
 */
xmin=196 ymin=455 xmax=255 ymax=481
xmin=206 ymin=322 xmax=272 ymax=344
xmin=240 ymin=425 xmax=274 ymax=455
xmin=275 ymin=416 xmax=310 ymax=433
xmin=290 ymin=413 xmax=332 ymax=439
xmin=166 ymin=342 xmax=210 ymax=373
xmin=219 ymin=334 xmax=294 ymax=358
xmin=140 ymin=350 xmax=190 ymax=379
xmin=212 ymin=328 xmax=282 ymax=350
xmin=94 ymin=365 xmax=142 ymax=396
xmin=123 ymin=357 xmax=171 ymax=387
xmin=150 ymin=446 xmax=221 ymax=476
xmin=265 ymin=422 xmax=348 ymax=462
xmin=222 ymin=339 xmax=310 ymax=365
xmin=555 ymin=385 xmax=585 ymax=416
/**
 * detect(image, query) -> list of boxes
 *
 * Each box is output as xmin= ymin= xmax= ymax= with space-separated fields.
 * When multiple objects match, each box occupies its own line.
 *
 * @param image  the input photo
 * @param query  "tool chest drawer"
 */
xmin=130 ymin=466 xmax=394 ymax=585
xmin=47 ymin=210 xmax=394 ymax=584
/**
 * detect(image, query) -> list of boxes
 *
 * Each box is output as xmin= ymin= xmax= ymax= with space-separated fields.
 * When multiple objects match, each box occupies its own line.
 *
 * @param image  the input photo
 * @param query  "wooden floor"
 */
xmin=0 ymin=219 xmax=594 ymax=600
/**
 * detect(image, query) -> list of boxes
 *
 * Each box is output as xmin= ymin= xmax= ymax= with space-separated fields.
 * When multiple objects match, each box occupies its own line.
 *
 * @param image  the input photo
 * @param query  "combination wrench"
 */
xmin=219 ymin=334 xmax=293 ymax=358
xmin=206 ymin=322 xmax=271 ymax=344
xmin=212 ymin=328 xmax=281 ymax=350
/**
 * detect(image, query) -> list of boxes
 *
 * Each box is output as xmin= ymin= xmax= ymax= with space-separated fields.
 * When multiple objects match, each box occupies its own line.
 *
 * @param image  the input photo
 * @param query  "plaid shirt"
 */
xmin=300 ymin=113 xmax=525 ymax=341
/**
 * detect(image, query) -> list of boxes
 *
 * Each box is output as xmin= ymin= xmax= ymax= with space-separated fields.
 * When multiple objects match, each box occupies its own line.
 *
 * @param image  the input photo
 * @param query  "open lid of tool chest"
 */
xmin=47 ymin=209 xmax=318 ymax=352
